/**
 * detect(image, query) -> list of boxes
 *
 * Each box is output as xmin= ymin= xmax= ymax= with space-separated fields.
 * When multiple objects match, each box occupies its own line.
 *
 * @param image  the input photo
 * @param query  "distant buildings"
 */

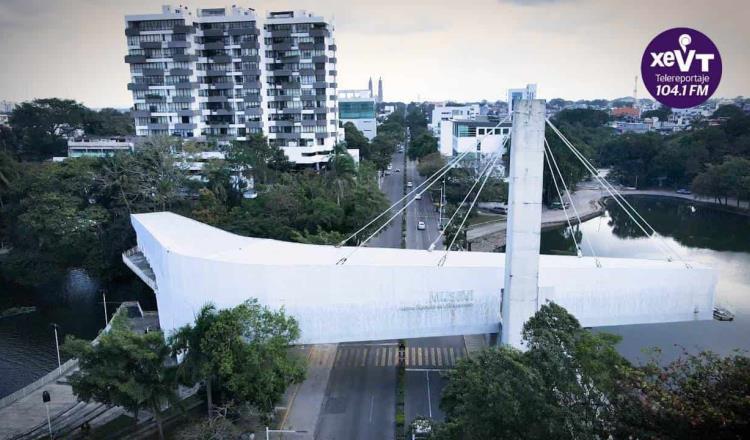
xmin=429 ymin=104 xmax=481 ymax=136
xmin=67 ymin=137 xmax=135 ymax=158
xmin=338 ymin=89 xmax=377 ymax=140
xmin=507 ymin=84 xmax=537 ymax=119
xmin=439 ymin=116 xmax=511 ymax=161
xmin=124 ymin=5 xmax=339 ymax=166
xmin=0 ymin=100 xmax=15 ymax=114
xmin=0 ymin=114 xmax=8 ymax=126
xmin=610 ymin=106 xmax=640 ymax=119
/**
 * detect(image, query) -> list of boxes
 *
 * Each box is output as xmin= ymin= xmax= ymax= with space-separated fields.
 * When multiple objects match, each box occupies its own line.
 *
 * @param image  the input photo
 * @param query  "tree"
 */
xmin=343 ymin=122 xmax=370 ymax=156
xmin=613 ymin=349 xmax=750 ymax=439
xmin=437 ymin=303 xmax=626 ymax=440
xmin=63 ymin=314 xmax=178 ymax=440
xmin=641 ymin=106 xmax=672 ymax=121
xmin=226 ymin=134 xmax=290 ymax=186
xmin=417 ymin=152 xmax=446 ymax=177
xmin=83 ymin=108 xmax=135 ymax=136
xmin=170 ymin=300 xmax=305 ymax=421
xmin=9 ymin=98 xmax=89 ymax=160
xmin=408 ymin=132 xmax=438 ymax=160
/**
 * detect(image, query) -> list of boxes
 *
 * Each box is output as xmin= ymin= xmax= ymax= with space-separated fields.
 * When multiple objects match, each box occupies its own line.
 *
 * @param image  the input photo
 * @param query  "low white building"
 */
xmin=338 ymin=89 xmax=377 ymax=141
xmin=429 ymin=104 xmax=480 ymax=136
xmin=67 ymin=137 xmax=135 ymax=158
xmin=439 ymin=117 xmax=511 ymax=158
xmin=507 ymin=84 xmax=537 ymax=119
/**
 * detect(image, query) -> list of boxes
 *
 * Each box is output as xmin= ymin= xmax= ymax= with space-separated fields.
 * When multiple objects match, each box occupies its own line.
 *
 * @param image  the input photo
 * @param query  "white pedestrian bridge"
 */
xmin=125 ymin=211 xmax=716 ymax=345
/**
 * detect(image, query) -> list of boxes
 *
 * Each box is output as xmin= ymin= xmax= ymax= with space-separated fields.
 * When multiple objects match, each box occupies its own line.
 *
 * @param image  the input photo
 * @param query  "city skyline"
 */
xmin=0 ymin=0 xmax=748 ymax=108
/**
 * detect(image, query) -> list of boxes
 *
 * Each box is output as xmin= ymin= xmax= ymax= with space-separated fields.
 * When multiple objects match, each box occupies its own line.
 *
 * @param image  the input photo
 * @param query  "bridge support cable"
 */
xmin=336 ymin=152 xmax=475 ymax=265
xmin=543 ymin=138 xmax=600 ymax=266
xmin=428 ymin=136 xmax=509 ymax=253
xmin=337 ymin=151 xmax=469 ymax=248
xmin=546 ymin=119 xmax=690 ymax=267
xmin=437 ymin=138 xmax=507 ymax=266
xmin=543 ymin=142 xmax=584 ymax=258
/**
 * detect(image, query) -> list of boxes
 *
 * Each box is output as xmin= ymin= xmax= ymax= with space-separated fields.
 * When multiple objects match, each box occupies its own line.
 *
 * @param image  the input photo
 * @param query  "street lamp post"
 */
xmin=51 ymin=324 xmax=61 ymax=375
xmin=42 ymin=390 xmax=52 ymax=438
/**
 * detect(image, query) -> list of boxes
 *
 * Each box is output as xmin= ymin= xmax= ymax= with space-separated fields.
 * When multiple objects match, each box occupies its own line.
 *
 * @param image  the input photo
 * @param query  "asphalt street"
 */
xmin=316 ymin=149 xmax=463 ymax=439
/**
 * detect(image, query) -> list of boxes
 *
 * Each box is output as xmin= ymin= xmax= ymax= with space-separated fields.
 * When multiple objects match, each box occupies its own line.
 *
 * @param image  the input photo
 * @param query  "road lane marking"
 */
xmin=369 ymin=394 xmax=375 ymax=423
xmin=426 ymin=371 xmax=433 ymax=418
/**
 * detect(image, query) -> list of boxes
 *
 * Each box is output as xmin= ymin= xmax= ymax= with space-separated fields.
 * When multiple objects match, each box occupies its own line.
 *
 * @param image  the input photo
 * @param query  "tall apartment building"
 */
xmin=263 ymin=10 xmax=339 ymax=165
xmin=124 ymin=5 xmax=338 ymax=166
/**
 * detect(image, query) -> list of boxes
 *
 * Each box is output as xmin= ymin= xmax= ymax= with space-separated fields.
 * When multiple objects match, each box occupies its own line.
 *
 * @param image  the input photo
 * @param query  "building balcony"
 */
xmin=206 ymin=96 xmax=229 ymax=103
xmin=125 ymin=55 xmax=147 ymax=64
xmin=207 ymin=83 xmax=234 ymax=89
xmin=173 ymin=54 xmax=198 ymax=62
xmin=142 ymin=68 xmax=165 ymax=76
xmin=208 ymin=55 xmax=232 ymax=63
xmin=175 ymin=82 xmax=199 ymax=89
xmin=202 ymin=42 xmax=225 ymax=50
xmin=201 ymin=29 xmax=225 ymax=37
xmin=131 ymin=110 xmax=151 ymax=117
xmin=140 ymin=41 xmax=163 ymax=49
xmin=240 ymin=41 xmax=260 ymax=50
xmin=172 ymin=96 xmax=195 ymax=103
xmin=173 ymin=24 xmax=195 ymax=34
xmin=245 ymin=121 xmax=263 ymax=128
xmin=240 ymin=55 xmax=260 ymax=63
xmin=243 ymin=81 xmax=262 ymax=89
xmin=174 ymin=123 xmax=197 ymax=130
xmin=147 ymin=123 xmax=169 ymax=130
xmin=145 ymin=96 xmax=167 ymax=103
xmin=177 ymin=110 xmax=200 ymax=117
xmin=205 ymin=69 xmax=228 ymax=77
xmin=127 ymin=83 xmax=150 ymax=91
xmin=268 ymin=30 xmax=291 ymax=38
xmin=125 ymin=28 xmax=141 ymax=37
xmin=168 ymin=41 xmax=190 ymax=49
xmin=312 ymin=55 xmax=327 ymax=63
xmin=229 ymin=27 xmax=259 ymax=36
xmin=310 ymin=29 xmax=330 ymax=37
xmin=170 ymin=68 xmax=192 ymax=76
xmin=274 ymin=132 xmax=302 ymax=139
xmin=244 ymin=107 xmax=263 ymax=115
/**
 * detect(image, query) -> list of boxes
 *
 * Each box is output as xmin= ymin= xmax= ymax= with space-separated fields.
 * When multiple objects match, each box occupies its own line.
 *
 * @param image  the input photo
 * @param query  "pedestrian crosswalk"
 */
xmin=307 ymin=345 xmax=468 ymax=369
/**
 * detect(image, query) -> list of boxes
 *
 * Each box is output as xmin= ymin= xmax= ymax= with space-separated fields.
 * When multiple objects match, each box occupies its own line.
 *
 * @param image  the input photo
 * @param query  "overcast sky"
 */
xmin=0 ymin=0 xmax=747 ymax=108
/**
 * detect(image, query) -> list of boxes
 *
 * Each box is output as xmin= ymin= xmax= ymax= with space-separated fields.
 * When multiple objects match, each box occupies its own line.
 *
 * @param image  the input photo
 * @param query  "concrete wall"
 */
xmin=131 ymin=213 xmax=716 ymax=345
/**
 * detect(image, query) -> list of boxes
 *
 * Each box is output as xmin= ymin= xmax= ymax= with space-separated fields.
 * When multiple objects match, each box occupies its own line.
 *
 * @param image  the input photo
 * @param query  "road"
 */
xmin=316 ymin=149 xmax=464 ymax=439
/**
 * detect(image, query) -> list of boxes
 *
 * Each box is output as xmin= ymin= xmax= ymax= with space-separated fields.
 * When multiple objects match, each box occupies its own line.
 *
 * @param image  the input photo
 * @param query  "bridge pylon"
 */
xmin=501 ymin=99 xmax=546 ymax=348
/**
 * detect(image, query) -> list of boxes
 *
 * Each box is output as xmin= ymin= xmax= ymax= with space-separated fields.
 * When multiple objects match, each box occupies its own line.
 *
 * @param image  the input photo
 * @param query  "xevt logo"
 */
xmin=641 ymin=27 xmax=722 ymax=109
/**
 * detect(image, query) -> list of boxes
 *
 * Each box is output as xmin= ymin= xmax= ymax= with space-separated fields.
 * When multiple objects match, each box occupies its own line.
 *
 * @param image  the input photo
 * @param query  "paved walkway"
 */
xmin=278 ymin=344 xmax=338 ymax=439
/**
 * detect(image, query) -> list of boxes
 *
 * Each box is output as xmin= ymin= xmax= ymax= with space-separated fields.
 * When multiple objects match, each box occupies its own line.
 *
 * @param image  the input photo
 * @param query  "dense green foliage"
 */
xmin=408 ymin=132 xmax=438 ymax=160
xmin=63 ymin=313 xmax=178 ymax=439
xmin=3 ymin=98 xmax=134 ymax=160
xmin=169 ymin=300 xmax=305 ymax=421
xmin=344 ymin=112 xmax=406 ymax=171
xmin=435 ymin=302 xmax=750 ymax=440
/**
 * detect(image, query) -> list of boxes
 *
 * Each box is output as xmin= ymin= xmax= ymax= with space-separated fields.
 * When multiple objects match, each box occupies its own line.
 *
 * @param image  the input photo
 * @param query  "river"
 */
xmin=540 ymin=196 xmax=750 ymax=363
xmin=0 ymin=273 xmax=154 ymax=398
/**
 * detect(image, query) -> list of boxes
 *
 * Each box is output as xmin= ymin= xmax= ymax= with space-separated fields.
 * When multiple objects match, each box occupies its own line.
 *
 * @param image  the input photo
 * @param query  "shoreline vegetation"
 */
xmin=0 ymin=306 xmax=36 ymax=320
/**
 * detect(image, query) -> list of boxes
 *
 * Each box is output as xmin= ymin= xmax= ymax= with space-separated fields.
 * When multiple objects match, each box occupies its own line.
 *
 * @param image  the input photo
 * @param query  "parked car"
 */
xmin=676 ymin=188 xmax=692 ymax=195
xmin=417 ymin=221 xmax=426 ymax=230
xmin=549 ymin=200 xmax=570 ymax=210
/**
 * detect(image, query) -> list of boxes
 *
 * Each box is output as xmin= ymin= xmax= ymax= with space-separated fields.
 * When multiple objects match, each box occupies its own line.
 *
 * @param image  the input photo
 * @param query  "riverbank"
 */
xmin=467 ymin=188 xmax=749 ymax=252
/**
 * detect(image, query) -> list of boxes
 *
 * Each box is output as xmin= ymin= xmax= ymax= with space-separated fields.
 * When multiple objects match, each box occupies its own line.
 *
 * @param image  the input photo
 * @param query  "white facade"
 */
xmin=438 ymin=119 xmax=511 ymax=157
xmin=429 ymin=104 xmax=480 ymax=136
xmin=128 ymin=211 xmax=716 ymax=345
xmin=338 ymin=89 xmax=377 ymax=141
xmin=0 ymin=114 xmax=9 ymax=126
xmin=507 ymin=84 xmax=537 ymax=118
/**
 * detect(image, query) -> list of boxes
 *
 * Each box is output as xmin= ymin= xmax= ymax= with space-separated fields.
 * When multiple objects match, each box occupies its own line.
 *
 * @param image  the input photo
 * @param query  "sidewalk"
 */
xmin=277 ymin=344 xmax=338 ymax=439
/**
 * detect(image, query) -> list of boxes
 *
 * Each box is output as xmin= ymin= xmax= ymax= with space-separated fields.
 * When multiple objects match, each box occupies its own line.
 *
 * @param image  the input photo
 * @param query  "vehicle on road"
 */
xmin=395 ymin=169 xmax=401 ymax=172
xmin=407 ymin=181 xmax=413 ymax=188
xmin=676 ymin=188 xmax=692 ymax=195
xmin=713 ymin=306 xmax=735 ymax=321
xmin=549 ymin=200 xmax=570 ymax=210
xmin=409 ymin=417 xmax=433 ymax=440
xmin=388 ymin=164 xmax=393 ymax=170
xmin=415 ymin=193 xmax=422 ymax=200
xmin=624 ymin=186 xmax=637 ymax=190
xmin=385 ymin=170 xmax=391 ymax=175
xmin=417 ymin=221 xmax=426 ymax=230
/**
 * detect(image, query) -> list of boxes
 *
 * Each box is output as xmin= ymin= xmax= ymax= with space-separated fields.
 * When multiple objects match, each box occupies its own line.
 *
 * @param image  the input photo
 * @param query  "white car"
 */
xmin=415 ymin=193 xmax=422 ymax=200
xmin=387 ymin=164 xmax=393 ymax=170
xmin=407 ymin=181 xmax=413 ymax=188
xmin=417 ymin=221 xmax=426 ymax=230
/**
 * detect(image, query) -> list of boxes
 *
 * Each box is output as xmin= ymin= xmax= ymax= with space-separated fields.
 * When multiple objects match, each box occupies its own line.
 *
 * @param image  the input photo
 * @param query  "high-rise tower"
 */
xmin=368 ymin=77 xmax=373 ymax=97
xmin=377 ymin=76 xmax=383 ymax=103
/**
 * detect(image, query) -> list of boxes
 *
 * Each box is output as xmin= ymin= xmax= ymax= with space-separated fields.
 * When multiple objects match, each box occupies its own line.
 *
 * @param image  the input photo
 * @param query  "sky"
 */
xmin=0 ymin=0 xmax=748 ymax=108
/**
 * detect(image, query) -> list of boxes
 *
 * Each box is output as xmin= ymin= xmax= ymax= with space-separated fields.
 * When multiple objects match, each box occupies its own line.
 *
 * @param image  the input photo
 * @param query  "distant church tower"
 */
xmin=377 ymin=77 xmax=383 ymax=103
xmin=368 ymin=77 xmax=373 ymax=97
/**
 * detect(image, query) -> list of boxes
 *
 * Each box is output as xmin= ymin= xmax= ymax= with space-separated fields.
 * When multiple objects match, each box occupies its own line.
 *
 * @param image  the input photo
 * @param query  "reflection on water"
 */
xmin=541 ymin=196 xmax=750 ymax=364
xmin=0 ymin=272 xmax=154 ymax=398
